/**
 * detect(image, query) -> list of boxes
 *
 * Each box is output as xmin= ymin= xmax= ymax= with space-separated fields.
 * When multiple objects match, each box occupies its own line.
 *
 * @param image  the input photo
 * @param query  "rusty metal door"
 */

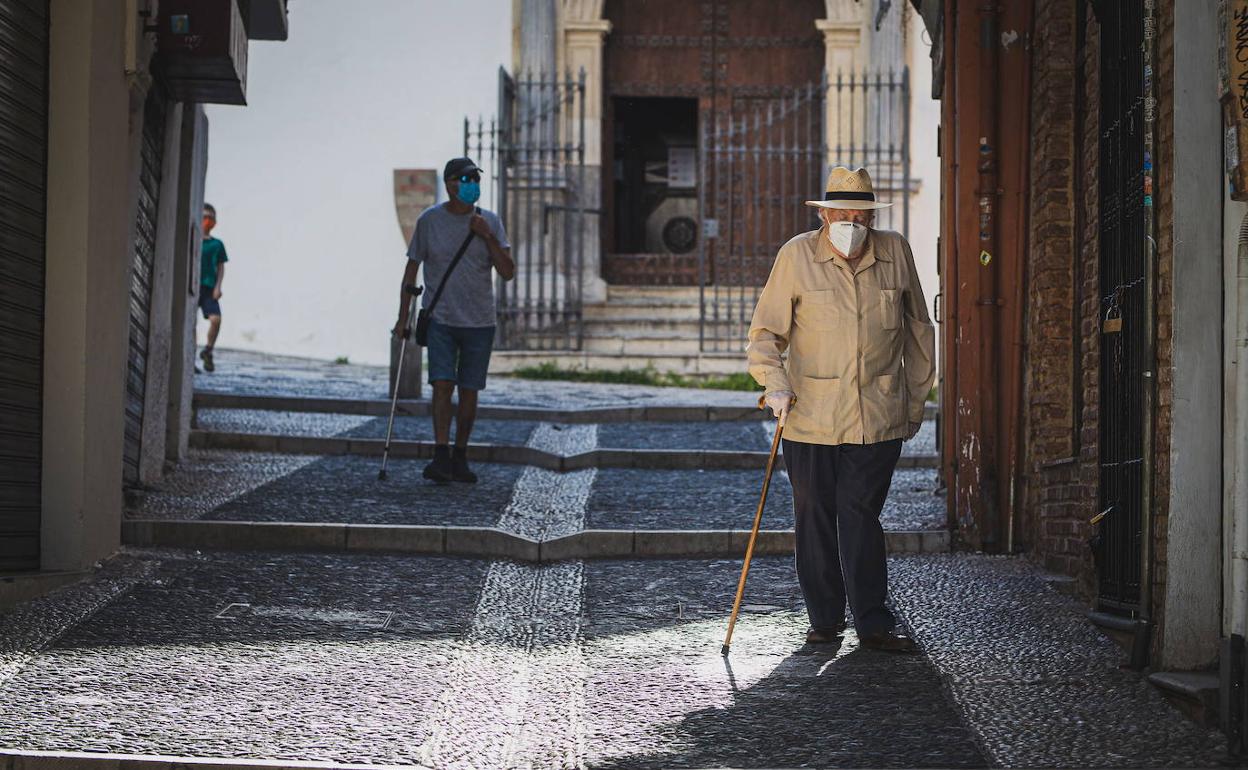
xmin=1091 ymin=0 xmax=1150 ymax=616
xmin=698 ymin=70 xmax=911 ymax=352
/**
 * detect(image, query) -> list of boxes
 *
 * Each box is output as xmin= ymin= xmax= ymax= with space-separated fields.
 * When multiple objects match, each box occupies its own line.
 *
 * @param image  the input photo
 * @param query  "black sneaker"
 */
xmin=451 ymin=448 xmax=478 ymax=484
xmin=423 ymin=447 xmax=453 ymax=484
xmin=200 ymin=348 xmax=215 ymax=372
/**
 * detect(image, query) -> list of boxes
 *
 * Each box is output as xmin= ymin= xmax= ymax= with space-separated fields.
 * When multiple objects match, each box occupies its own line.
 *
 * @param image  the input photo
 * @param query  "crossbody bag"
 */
xmin=414 ymin=207 xmax=480 ymax=347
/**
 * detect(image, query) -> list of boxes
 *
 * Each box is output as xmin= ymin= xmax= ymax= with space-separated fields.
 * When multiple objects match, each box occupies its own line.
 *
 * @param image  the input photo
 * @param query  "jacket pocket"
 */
xmin=800 ymin=289 xmax=841 ymax=330
xmin=879 ymin=289 xmax=902 ymax=330
xmin=794 ymin=375 xmax=841 ymax=424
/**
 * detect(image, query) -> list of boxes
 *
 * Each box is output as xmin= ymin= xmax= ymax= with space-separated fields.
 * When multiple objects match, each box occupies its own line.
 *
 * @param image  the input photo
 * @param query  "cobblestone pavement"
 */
xmin=195 ymin=406 xmax=937 ymax=458
xmin=206 ymin=455 xmax=524 ymax=526
xmin=195 ymin=408 xmax=540 ymax=446
xmin=194 ymin=348 xmax=757 ymax=409
xmin=890 ymin=554 xmax=1228 ymax=768
xmin=0 ymin=548 xmax=1224 ymax=768
xmin=586 ymin=466 xmax=941 ymax=531
xmin=127 ymin=449 xmax=943 ymax=532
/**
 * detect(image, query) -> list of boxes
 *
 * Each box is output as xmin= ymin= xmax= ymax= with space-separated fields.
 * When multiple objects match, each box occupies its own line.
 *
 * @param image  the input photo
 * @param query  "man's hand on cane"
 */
xmin=392 ymin=312 xmax=410 ymax=340
xmin=764 ymin=390 xmax=795 ymax=422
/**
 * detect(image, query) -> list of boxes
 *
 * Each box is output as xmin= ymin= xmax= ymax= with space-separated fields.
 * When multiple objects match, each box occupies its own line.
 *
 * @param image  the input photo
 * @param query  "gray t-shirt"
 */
xmin=406 ymin=203 xmax=510 ymax=328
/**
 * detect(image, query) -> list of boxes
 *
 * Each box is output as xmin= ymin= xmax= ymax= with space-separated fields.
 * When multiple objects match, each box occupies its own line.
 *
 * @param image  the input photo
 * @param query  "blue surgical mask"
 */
xmin=456 ymin=181 xmax=481 ymax=205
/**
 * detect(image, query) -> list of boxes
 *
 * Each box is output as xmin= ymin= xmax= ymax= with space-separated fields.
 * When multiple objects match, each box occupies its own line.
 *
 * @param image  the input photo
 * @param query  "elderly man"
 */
xmin=747 ymin=166 xmax=935 ymax=653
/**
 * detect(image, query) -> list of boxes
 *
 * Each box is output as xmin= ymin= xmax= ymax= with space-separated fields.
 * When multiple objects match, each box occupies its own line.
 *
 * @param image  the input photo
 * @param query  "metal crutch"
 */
xmin=378 ymin=284 xmax=422 ymax=481
xmin=721 ymin=394 xmax=791 ymax=656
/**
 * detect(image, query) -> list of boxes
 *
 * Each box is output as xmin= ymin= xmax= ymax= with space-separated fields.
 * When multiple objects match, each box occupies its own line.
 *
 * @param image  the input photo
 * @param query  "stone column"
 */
xmin=138 ymin=100 xmax=184 ymax=484
xmin=866 ymin=1 xmax=907 ymax=193
xmin=42 ymin=0 xmax=135 ymax=570
xmin=817 ymin=1 xmax=870 ymax=171
xmin=166 ymin=104 xmax=209 ymax=462
xmin=562 ymin=8 xmax=611 ymax=303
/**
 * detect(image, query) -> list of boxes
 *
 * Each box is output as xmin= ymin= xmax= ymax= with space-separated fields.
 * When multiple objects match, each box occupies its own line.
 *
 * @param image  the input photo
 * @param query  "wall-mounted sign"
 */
xmin=667 ymin=147 xmax=697 ymax=189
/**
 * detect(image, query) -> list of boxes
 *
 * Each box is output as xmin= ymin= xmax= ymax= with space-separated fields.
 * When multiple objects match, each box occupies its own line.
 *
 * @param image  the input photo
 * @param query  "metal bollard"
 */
xmin=388 ymin=333 xmax=422 ymax=400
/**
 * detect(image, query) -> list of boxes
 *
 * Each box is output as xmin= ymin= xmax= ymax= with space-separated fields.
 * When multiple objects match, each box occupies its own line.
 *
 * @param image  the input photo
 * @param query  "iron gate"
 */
xmin=698 ymin=69 xmax=911 ymax=351
xmin=464 ymin=68 xmax=588 ymax=351
xmin=1092 ymin=0 xmax=1150 ymax=615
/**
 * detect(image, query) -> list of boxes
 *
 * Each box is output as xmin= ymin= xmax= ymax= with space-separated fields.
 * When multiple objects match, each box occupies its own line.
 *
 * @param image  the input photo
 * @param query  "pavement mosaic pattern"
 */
xmin=598 ymin=419 xmax=771 ymax=451
xmin=339 ymin=416 xmax=539 ymax=446
xmin=132 ymin=448 xmax=940 ymax=533
xmin=583 ymin=558 xmax=985 ymax=769
xmin=194 ymin=408 xmax=540 ymax=447
xmin=124 ymin=450 xmax=319 ymax=521
xmin=0 ymin=549 xmax=1227 ymax=768
xmin=890 ymin=553 xmax=1228 ymax=768
xmin=204 ymin=455 xmax=523 ymax=527
xmin=195 ymin=348 xmax=758 ymax=410
xmin=588 ymin=467 xmax=796 ymax=531
xmin=587 ymin=466 xmax=943 ymax=531
xmin=0 ymin=550 xmax=487 ymax=765
xmin=0 ymin=549 xmax=981 ymax=769
xmin=193 ymin=408 xmax=373 ymax=438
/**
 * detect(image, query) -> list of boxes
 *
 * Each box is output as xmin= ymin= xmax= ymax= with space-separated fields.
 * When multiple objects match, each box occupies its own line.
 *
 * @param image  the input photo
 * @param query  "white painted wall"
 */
xmin=204 ymin=0 xmax=512 ymax=365
xmin=907 ymin=9 xmax=941 ymax=364
xmin=1164 ymin=0 xmax=1223 ymax=670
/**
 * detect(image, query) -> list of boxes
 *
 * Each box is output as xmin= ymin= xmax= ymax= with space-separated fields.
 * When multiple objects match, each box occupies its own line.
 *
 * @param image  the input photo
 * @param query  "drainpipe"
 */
xmin=1234 ymin=212 xmax=1248 ymax=641
xmin=977 ymin=1 xmax=1002 ymax=549
xmin=1134 ymin=0 xmax=1161 ymax=669
xmin=1227 ymin=211 xmax=1248 ymax=753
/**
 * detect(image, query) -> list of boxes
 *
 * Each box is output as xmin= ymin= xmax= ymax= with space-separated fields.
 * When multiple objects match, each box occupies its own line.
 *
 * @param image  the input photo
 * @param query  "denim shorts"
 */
xmin=426 ymin=320 xmax=496 ymax=391
xmin=198 ymin=285 xmax=221 ymax=319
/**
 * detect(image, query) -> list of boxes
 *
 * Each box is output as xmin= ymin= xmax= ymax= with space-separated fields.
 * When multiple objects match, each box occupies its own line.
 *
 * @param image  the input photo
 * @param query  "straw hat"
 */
xmin=805 ymin=166 xmax=893 ymax=210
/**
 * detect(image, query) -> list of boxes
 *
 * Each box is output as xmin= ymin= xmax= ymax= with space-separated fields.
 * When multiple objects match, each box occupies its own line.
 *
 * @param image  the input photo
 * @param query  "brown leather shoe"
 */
xmin=805 ymin=624 xmax=846 ymax=644
xmin=859 ymin=630 xmax=919 ymax=654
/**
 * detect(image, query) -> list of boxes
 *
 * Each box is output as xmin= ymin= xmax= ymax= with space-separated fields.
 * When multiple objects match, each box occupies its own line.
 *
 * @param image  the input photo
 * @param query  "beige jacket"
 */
xmin=746 ymin=226 xmax=936 ymax=446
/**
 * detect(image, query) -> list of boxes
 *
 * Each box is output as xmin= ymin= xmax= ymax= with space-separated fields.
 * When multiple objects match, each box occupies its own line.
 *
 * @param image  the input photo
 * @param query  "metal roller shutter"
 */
xmin=0 ymin=0 xmax=49 ymax=571
xmin=122 ymin=82 xmax=167 ymax=485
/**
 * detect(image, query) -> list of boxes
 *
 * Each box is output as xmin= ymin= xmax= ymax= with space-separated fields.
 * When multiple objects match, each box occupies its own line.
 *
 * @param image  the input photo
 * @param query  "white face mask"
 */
xmin=826 ymin=220 xmax=869 ymax=256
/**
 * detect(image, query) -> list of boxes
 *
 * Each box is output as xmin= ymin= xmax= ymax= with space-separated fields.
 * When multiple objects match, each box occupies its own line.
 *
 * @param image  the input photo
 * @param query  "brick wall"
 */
xmin=1018 ymin=0 xmax=1176 ymax=646
xmin=1020 ymin=0 xmax=1099 ymax=594
xmin=1148 ymin=0 xmax=1175 ymax=664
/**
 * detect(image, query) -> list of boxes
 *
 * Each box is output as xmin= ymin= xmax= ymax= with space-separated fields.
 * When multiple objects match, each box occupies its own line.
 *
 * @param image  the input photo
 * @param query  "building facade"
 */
xmin=494 ymin=0 xmax=939 ymax=375
xmin=0 ymin=0 xmax=287 ymax=600
xmin=934 ymin=0 xmax=1239 ymax=746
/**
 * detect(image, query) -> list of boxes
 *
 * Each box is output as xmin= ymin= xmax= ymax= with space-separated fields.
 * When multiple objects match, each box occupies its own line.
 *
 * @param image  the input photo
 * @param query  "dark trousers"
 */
xmin=782 ymin=438 xmax=903 ymax=635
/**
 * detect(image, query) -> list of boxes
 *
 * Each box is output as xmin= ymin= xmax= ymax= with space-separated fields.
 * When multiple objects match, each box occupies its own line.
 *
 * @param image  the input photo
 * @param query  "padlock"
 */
xmin=1102 ymin=306 xmax=1123 ymax=334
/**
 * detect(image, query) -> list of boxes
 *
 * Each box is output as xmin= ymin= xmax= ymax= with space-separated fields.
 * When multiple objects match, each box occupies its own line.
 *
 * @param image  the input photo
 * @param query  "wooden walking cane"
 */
xmin=721 ymin=394 xmax=790 ymax=656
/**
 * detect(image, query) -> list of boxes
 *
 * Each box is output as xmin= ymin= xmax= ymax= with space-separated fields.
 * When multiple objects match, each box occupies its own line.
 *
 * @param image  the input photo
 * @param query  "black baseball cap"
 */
xmin=443 ymin=157 xmax=483 ymax=181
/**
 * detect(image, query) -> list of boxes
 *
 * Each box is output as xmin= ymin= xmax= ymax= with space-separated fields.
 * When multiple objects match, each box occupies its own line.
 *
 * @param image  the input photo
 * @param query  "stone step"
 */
xmin=121 ymin=519 xmax=950 ymax=561
xmin=189 ymin=430 xmax=942 ymax=471
xmin=582 ymin=303 xmax=704 ymax=322
xmin=1147 ymin=671 xmax=1219 ymax=727
xmin=582 ymin=334 xmax=707 ymax=356
xmin=607 ymin=285 xmax=705 ymax=303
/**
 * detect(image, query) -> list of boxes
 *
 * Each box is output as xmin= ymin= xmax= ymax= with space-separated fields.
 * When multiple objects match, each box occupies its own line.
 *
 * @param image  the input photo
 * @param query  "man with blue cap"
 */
xmin=394 ymin=158 xmax=515 ymax=484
